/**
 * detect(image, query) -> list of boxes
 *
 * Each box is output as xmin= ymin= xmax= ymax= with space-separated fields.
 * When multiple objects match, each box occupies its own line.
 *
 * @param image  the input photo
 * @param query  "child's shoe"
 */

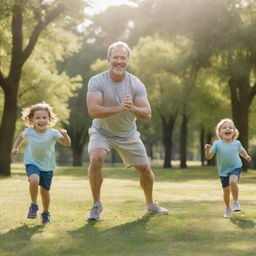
xmin=41 ymin=211 xmax=50 ymax=224
xmin=224 ymin=207 xmax=232 ymax=218
xmin=232 ymin=201 xmax=241 ymax=212
xmin=27 ymin=203 xmax=39 ymax=219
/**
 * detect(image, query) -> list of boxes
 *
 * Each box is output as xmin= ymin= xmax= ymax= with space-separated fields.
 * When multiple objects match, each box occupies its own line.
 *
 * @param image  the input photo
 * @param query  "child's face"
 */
xmin=219 ymin=121 xmax=235 ymax=142
xmin=32 ymin=110 xmax=50 ymax=133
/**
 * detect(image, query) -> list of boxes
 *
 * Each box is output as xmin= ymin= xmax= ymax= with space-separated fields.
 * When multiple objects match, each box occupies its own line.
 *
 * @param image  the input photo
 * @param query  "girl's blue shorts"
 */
xmin=219 ymin=168 xmax=242 ymax=188
xmin=26 ymin=164 xmax=53 ymax=191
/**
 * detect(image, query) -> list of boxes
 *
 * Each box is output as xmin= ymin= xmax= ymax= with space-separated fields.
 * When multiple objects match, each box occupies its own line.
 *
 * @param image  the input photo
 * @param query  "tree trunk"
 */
xmin=0 ymin=84 xmax=19 ymax=175
xmin=72 ymin=151 xmax=83 ymax=166
xmin=71 ymin=143 xmax=84 ymax=166
xmin=200 ymin=126 xmax=205 ymax=166
xmin=228 ymin=76 xmax=253 ymax=171
xmin=111 ymin=150 xmax=116 ymax=166
xmin=0 ymin=3 xmax=65 ymax=176
xmin=145 ymin=142 xmax=153 ymax=160
xmin=180 ymin=113 xmax=188 ymax=168
xmin=161 ymin=114 xmax=176 ymax=168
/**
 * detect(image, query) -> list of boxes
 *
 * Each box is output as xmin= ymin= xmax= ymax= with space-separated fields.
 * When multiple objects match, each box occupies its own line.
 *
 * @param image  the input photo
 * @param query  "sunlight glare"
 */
xmin=87 ymin=0 xmax=137 ymax=14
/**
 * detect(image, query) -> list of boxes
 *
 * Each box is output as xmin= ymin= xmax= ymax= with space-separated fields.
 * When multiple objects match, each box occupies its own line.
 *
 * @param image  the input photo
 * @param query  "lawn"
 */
xmin=0 ymin=163 xmax=256 ymax=256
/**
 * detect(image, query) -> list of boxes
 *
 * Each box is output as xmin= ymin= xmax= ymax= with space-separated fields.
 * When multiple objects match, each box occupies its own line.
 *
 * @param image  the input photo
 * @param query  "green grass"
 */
xmin=1 ymin=164 xmax=256 ymax=256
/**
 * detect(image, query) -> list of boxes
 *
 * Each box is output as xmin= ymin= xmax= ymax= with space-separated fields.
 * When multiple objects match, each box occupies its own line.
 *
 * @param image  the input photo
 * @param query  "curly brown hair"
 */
xmin=21 ymin=102 xmax=58 ymax=128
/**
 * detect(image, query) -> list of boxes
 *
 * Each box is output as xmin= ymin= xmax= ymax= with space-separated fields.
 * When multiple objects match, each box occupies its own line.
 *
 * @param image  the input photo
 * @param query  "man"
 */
xmin=86 ymin=41 xmax=169 ymax=221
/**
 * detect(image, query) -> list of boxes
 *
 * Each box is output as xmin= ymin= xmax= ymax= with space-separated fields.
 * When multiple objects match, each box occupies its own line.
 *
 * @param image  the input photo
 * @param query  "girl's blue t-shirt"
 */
xmin=210 ymin=140 xmax=244 ymax=176
xmin=23 ymin=127 xmax=63 ymax=171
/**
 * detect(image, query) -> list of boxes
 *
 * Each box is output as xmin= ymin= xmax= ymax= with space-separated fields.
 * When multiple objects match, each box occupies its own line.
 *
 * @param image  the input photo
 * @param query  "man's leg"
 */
xmin=88 ymin=148 xmax=108 ymax=203
xmin=87 ymin=148 xmax=107 ymax=220
xmin=134 ymin=164 xmax=154 ymax=206
xmin=134 ymin=164 xmax=169 ymax=214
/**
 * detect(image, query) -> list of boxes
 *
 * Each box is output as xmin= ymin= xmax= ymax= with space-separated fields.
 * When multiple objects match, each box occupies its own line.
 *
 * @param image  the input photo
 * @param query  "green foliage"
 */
xmin=85 ymin=5 xmax=136 ymax=49
xmin=0 ymin=0 xmax=85 ymax=132
xmin=90 ymin=58 xmax=108 ymax=74
xmin=131 ymin=36 xmax=183 ymax=117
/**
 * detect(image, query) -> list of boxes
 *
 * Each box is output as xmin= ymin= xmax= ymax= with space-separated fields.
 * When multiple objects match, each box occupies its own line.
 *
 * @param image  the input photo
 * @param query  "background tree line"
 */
xmin=1 ymin=0 xmax=256 ymax=175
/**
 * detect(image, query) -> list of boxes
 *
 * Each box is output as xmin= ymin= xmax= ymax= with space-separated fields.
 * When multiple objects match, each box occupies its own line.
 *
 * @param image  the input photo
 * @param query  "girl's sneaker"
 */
xmin=224 ymin=207 xmax=232 ymax=218
xmin=41 ymin=211 xmax=50 ymax=224
xmin=27 ymin=203 xmax=39 ymax=219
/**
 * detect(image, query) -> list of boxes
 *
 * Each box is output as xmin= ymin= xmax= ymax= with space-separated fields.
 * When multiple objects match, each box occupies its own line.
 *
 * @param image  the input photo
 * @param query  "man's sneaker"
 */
xmin=146 ymin=202 xmax=169 ymax=215
xmin=41 ymin=211 xmax=50 ymax=224
xmin=232 ymin=201 xmax=241 ymax=212
xmin=27 ymin=203 xmax=38 ymax=219
xmin=87 ymin=202 xmax=103 ymax=221
xmin=224 ymin=207 xmax=232 ymax=218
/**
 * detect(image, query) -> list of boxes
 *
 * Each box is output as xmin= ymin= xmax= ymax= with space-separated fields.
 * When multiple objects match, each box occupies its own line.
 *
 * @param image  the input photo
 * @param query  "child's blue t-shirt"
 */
xmin=210 ymin=140 xmax=244 ymax=176
xmin=23 ymin=127 xmax=63 ymax=171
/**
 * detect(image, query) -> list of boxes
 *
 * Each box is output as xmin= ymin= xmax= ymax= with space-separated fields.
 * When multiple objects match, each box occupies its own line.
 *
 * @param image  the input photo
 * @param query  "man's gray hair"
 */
xmin=107 ymin=41 xmax=131 ymax=58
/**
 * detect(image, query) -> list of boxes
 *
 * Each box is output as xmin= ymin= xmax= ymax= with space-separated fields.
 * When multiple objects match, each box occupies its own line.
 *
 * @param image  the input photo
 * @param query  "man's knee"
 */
xmin=89 ymin=150 xmax=107 ymax=168
xmin=135 ymin=165 xmax=152 ymax=175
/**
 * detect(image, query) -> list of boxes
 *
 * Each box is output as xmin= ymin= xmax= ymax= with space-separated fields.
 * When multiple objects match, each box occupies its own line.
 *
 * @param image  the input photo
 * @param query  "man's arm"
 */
xmin=122 ymin=95 xmax=151 ymax=120
xmin=87 ymin=94 xmax=124 ymax=119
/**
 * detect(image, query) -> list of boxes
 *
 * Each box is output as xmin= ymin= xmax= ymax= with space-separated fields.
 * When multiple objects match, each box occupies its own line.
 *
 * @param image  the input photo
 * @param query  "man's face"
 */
xmin=108 ymin=46 xmax=129 ymax=76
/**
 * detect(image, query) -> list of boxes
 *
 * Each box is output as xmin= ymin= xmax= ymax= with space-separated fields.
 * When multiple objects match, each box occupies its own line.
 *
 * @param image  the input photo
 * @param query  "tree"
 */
xmin=216 ymin=1 xmax=256 ymax=158
xmin=0 ymin=0 xmax=86 ymax=175
xmin=131 ymin=36 xmax=183 ymax=168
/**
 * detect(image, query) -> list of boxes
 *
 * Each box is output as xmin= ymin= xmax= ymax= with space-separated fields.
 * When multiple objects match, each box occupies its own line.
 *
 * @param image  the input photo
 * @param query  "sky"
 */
xmin=86 ymin=0 xmax=137 ymax=14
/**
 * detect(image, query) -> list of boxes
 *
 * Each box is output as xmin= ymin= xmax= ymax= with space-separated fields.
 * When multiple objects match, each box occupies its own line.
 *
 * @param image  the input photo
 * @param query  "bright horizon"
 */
xmin=86 ymin=0 xmax=137 ymax=14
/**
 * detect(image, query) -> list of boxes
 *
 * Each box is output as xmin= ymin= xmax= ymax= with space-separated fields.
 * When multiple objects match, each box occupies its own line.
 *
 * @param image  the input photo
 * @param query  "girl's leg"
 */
xmin=29 ymin=174 xmax=40 ymax=203
xmin=229 ymin=175 xmax=239 ymax=201
xmin=223 ymin=186 xmax=231 ymax=207
xmin=40 ymin=187 xmax=50 ymax=212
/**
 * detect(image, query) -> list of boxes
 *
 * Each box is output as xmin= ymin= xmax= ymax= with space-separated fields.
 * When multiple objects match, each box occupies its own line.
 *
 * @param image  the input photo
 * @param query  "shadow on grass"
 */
xmin=67 ymin=214 xmax=155 ymax=255
xmin=230 ymin=216 xmax=256 ymax=229
xmin=70 ymin=213 xmax=153 ymax=237
xmin=0 ymin=224 xmax=43 ymax=252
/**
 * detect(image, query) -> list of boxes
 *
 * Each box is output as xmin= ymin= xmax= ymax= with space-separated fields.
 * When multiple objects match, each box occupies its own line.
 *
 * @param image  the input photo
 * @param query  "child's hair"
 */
xmin=215 ymin=118 xmax=239 ymax=140
xmin=21 ymin=102 xmax=57 ymax=127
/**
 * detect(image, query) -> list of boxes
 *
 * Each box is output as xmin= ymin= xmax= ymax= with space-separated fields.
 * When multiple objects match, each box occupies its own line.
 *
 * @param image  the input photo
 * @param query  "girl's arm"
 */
xmin=239 ymin=150 xmax=251 ymax=162
xmin=11 ymin=132 xmax=25 ymax=155
xmin=59 ymin=129 xmax=71 ymax=146
xmin=204 ymin=144 xmax=215 ymax=159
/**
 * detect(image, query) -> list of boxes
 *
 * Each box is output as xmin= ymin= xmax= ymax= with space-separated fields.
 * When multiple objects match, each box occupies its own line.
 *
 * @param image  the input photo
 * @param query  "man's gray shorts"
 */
xmin=88 ymin=128 xmax=149 ymax=167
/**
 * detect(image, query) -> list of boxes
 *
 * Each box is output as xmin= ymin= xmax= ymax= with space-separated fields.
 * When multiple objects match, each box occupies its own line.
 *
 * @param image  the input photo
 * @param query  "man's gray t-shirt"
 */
xmin=87 ymin=71 xmax=147 ymax=138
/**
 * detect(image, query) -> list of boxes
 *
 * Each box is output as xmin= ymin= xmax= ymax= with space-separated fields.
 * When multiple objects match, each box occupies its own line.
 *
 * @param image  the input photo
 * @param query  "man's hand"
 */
xmin=122 ymin=95 xmax=134 ymax=111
